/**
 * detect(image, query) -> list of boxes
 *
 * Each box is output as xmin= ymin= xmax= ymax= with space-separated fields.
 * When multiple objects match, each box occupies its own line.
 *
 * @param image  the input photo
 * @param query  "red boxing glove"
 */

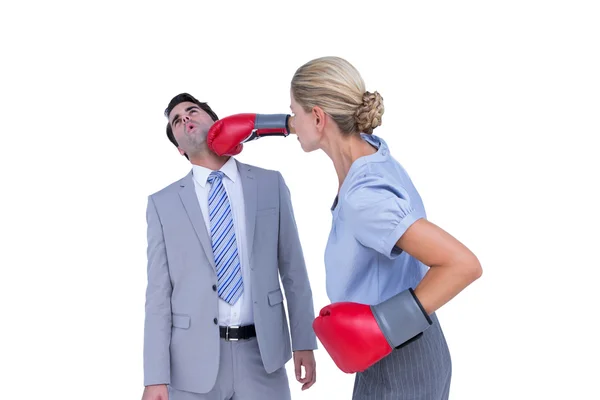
xmin=207 ymin=113 xmax=292 ymax=156
xmin=312 ymin=289 xmax=433 ymax=373
xmin=313 ymin=302 xmax=392 ymax=373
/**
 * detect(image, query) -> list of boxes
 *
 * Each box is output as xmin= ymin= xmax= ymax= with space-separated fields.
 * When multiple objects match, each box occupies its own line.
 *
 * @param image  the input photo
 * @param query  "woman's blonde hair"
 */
xmin=291 ymin=56 xmax=384 ymax=135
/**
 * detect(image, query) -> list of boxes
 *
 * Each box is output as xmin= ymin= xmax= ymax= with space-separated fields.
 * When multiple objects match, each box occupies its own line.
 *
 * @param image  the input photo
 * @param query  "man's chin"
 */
xmin=182 ymin=142 xmax=208 ymax=156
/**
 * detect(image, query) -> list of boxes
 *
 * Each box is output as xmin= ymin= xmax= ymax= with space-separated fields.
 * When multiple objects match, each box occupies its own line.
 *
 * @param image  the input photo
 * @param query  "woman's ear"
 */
xmin=313 ymin=106 xmax=326 ymax=130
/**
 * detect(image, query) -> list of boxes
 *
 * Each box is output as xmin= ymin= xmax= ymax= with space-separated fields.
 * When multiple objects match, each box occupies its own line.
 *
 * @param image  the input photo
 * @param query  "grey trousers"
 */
xmin=168 ymin=337 xmax=290 ymax=400
xmin=352 ymin=313 xmax=452 ymax=400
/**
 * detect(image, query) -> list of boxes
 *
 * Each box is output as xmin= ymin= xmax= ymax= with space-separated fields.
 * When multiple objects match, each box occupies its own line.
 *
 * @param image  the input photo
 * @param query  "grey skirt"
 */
xmin=352 ymin=313 xmax=452 ymax=400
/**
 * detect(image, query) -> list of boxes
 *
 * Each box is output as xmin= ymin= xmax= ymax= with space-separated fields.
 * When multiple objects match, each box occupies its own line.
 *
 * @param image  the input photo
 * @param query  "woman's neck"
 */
xmin=321 ymin=132 xmax=377 ymax=193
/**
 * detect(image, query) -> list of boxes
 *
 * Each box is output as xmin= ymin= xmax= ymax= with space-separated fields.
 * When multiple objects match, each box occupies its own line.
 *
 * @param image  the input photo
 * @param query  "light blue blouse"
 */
xmin=324 ymin=134 xmax=429 ymax=305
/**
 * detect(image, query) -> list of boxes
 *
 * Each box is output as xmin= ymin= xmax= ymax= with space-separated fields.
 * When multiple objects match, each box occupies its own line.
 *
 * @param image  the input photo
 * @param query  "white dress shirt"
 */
xmin=192 ymin=157 xmax=253 ymax=326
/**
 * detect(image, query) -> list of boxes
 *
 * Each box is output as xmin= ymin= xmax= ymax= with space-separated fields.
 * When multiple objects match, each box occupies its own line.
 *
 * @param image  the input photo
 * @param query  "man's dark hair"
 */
xmin=164 ymin=93 xmax=219 ymax=149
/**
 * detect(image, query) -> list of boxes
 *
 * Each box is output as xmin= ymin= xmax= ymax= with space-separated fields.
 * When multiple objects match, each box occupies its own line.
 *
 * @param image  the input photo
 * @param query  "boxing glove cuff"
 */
xmin=255 ymin=113 xmax=290 ymax=132
xmin=242 ymin=114 xmax=290 ymax=142
xmin=371 ymin=288 xmax=433 ymax=349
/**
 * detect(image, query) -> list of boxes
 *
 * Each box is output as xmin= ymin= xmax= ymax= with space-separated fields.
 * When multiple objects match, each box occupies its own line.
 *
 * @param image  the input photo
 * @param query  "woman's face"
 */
xmin=290 ymin=90 xmax=322 ymax=153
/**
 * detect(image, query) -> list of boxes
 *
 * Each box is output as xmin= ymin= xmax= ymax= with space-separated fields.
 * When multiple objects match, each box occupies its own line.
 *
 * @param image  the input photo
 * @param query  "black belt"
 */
xmin=219 ymin=324 xmax=256 ymax=341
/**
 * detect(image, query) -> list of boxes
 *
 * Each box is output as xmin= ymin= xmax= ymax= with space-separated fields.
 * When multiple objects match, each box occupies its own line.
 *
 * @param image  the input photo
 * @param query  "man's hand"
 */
xmin=142 ymin=384 xmax=168 ymax=400
xmin=293 ymin=350 xmax=316 ymax=390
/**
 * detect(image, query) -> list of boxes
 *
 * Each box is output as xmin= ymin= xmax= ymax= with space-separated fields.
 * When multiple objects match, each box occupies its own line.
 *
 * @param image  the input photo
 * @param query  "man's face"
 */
xmin=168 ymin=101 xmax=215 ymax=157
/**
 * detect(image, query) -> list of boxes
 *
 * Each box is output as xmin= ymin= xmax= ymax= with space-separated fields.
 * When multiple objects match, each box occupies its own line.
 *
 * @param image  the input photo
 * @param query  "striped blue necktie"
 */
xmin=207 ymin=171 xmax=243 ymax=304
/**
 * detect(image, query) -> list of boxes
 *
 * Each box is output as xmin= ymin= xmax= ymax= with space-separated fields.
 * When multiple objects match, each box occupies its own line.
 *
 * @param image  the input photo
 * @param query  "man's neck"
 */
xmin=189 ymin=152 xmax=231 ymax=171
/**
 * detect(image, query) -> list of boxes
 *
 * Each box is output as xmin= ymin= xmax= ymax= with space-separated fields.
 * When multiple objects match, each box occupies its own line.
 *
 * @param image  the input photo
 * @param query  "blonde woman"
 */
xmin=207 ymin=56 xmax=482 ymax=399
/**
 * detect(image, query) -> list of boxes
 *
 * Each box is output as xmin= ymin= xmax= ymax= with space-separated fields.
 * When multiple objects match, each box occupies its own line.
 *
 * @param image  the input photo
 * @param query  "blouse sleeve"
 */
xmin=343 ymin=172 xmax=425 ymax=259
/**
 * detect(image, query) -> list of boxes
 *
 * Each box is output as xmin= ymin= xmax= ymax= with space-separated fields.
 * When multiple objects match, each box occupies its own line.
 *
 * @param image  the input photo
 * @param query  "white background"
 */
xmin=1 ymin=1 xmax=599 ymax=399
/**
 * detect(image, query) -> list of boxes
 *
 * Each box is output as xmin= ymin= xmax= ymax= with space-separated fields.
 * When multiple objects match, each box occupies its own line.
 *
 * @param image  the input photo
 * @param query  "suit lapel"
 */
xmin=237 ymin=160 xmax=257 ymax=262
xmin=178 ymin=171 xmax=216 ymax=269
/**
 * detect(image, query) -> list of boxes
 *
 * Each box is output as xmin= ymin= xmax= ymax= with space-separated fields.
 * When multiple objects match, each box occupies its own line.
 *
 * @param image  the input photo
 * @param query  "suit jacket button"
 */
xmin=212 ymin=284 xmax=217 ymax=291
xmin=213 ymin=318 xmax=218 ymax=325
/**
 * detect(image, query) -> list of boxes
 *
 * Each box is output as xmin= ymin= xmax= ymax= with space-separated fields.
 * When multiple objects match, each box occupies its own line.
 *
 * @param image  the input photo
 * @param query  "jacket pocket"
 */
xmin=257 ymin=207 xmax=276 ymax=216
xmin=268 ymin=289 xmax=284 ymax=306
xmin=172 ymin=314 xmax=190 ymax=329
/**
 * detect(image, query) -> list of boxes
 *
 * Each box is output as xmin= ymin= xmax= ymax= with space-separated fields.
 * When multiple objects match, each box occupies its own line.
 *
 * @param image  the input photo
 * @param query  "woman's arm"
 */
xmin=397 ymin=218 xmax=482 ymax=315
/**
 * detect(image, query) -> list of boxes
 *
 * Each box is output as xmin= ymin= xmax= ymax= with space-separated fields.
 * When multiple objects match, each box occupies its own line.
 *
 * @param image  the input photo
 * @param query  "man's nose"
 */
xmin=182 ymin=115 xmax=191 ymax=123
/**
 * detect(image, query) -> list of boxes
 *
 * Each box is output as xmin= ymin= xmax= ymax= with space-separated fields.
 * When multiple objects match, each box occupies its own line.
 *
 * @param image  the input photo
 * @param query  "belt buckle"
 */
xmin=226 ymin=325 xmax=240 ymax=341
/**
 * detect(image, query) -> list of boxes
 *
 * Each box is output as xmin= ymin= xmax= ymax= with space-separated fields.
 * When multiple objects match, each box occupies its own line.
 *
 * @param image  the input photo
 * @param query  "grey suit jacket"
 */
xmin=143 ymin=159 xmax=317 ymax=394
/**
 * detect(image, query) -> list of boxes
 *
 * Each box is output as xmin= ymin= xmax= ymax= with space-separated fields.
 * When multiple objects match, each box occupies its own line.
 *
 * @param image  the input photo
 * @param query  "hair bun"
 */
xmin=355 ymin=91 xmax=384 ymax=134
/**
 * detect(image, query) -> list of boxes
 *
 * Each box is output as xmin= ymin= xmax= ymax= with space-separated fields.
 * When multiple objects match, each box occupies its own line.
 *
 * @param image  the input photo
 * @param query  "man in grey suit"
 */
xmin=142 ymin=93 xmax=318 ymax=400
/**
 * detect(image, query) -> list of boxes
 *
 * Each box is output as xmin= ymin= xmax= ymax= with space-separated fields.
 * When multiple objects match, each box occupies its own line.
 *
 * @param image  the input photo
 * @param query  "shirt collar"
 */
xmin=192 ymin=157 xmax=238 ymax=188
xmin=360 ymin=133 xmax=385 ymax=151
